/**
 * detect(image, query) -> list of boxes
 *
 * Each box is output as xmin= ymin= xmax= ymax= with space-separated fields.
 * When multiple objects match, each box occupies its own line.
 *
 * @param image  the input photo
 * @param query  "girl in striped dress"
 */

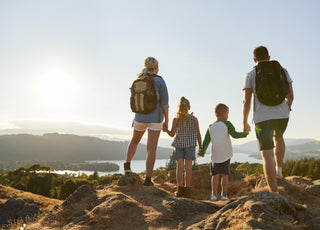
xmin=166 ymin=97 xmax=202 ymax=198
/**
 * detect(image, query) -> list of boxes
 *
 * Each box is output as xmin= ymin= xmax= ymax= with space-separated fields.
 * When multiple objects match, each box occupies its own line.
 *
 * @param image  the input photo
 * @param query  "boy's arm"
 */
xmin=166 ymin=118 xmax=177 ymax=137
xmin=194 ymin=117 xmax=202 ymax=149
xmin=199 ymin=127 xmax=211 ymax=155
xmin=223 ymin=120 xmax=247 ymax=138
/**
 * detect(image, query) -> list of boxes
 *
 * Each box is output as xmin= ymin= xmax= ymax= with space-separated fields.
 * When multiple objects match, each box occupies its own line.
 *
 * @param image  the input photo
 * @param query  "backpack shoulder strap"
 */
xmin=147 ymin=73 xmax=162 ymax=79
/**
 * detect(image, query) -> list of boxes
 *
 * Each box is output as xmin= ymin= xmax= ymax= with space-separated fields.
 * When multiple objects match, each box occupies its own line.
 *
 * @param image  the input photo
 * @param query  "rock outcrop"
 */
xmin=188 ymin=191 xmax=313 ymax=230
xmin=1 ymin=169 xmax=320 ymax=229
xmin=0 ymin=196 xmax=40 ymax=227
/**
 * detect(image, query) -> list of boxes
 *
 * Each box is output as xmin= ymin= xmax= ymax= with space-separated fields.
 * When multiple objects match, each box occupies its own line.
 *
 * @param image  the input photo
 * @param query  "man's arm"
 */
xmin=243 ymin=88 xmax=252 ymax=132
xmin=286 ymin=82 xmax=294 ymax=109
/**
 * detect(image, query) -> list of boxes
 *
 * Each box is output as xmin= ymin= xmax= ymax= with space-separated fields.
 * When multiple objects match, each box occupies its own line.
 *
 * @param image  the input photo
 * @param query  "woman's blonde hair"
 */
xmin=175 ymin=97 xmax=190 ymax=126
xmin=137 ymin=56 xmax=159 ymax=78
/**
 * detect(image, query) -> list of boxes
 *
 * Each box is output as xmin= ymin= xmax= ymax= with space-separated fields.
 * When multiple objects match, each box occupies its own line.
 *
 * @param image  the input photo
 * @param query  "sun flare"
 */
xmin=37 ymin=70 xmax=78 ymax=109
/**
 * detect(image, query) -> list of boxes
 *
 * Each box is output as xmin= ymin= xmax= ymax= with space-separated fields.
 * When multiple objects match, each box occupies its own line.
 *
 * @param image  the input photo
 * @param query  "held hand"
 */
xmin=245 ymin=127 xmax=251 ymax=135
xmin=162 ymin=122 xmax=168 ymax=132
xmin=197 ymin=152 xmax=204 ymax=157
xmin=244 ymin=123 xmax=251 ymax=135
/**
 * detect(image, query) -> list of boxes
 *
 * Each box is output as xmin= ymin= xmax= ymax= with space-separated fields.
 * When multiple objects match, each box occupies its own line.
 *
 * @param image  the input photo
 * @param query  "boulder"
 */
xmin=188 ymin=191 xmax=307 ymax=230
xmin=62 ymin=185 xmax=96 ymax=208
xmin=0 ymin=196 xmax=40 ymax=227
xmin=285 ymin=176 xmax=313 ymax=187
xmin=305 ymin=185 xmax=320 ymax=196
xmin=117 ymin=173 xmax=143 ymax=186
xmin=153 ymin=174 xmax=168 ymax=184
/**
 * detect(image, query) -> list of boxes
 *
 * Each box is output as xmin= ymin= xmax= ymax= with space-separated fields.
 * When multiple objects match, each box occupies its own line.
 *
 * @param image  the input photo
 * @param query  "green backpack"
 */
xmin=130 ymin=74 xmax=160 ymax=114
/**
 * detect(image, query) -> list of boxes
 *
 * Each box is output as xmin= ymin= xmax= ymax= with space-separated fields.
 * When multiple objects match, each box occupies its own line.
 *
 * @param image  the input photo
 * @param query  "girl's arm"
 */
xmin=166 ymin=118 xmax=177 ymax=137
xmin=194 ymin=117 xmax=202 ymax=149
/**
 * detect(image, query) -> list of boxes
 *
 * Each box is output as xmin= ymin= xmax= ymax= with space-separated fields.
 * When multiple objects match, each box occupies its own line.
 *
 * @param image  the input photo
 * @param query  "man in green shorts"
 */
xmin=242 ymin=46 xmax=294 ymax=193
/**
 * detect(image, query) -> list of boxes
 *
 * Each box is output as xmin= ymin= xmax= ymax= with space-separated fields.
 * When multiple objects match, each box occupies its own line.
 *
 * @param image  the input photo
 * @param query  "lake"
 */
xmin=53 ymin=153 xmax=262 ymax=177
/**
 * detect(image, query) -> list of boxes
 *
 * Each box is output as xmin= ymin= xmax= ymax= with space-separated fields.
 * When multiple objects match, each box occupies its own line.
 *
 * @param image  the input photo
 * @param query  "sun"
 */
xmin=37 ymin=70 xmax=78 ymax=110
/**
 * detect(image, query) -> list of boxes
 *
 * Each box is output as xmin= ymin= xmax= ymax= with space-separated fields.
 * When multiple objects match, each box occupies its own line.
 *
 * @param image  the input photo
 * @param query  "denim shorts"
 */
xmin=255 ymin=118 xmax=289 ymax=150
xmin=172 ymin=147 xmax=196 ymax=160
xmin=210 ymin=158 xmax=230 ymax=175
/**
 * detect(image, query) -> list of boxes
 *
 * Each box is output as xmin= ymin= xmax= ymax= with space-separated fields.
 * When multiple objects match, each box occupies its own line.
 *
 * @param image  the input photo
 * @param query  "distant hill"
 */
xmin=233 ymin=138 xmax=320 ymax=160
xmin=0 ymin=133 xmax=172 ymax=161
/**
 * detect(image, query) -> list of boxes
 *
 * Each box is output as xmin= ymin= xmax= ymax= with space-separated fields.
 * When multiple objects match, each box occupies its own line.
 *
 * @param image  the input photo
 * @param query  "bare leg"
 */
xmin=145 ymin=129 xmax=161 ymax=177
xmin=221 ymin=174 xmax=229 ymax=195
xmin=261 ymin=149 xmax=278 ymax=192
xmin=176 ymin=158 xmax=184 ymax=187
xmin=185 ymin=159 xmax=193 ymax=187
xmin=212 ymin=174 xmax=220 ymax=193
xmin=274 ymin=136 xmax=285 ymax=168
xmin=125 ymin=129 xmax=145 ymax=162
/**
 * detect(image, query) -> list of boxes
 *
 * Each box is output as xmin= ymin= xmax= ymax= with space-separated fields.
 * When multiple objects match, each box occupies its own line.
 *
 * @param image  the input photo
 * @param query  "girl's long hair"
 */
xmin=137 ymin=56 xmax=158 ymax=78
xmin=175 ymin=97 xmax=190 ymax=127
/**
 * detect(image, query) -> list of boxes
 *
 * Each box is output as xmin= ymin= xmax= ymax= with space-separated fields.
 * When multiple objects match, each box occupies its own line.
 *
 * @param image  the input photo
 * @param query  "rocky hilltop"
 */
xmin=1 ymin=165 xmax=320 ymax=229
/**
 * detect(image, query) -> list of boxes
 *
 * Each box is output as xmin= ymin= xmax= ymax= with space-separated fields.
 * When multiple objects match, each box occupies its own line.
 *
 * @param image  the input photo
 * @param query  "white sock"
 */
xmin=276 ymin=166 xmax=283 ymax=177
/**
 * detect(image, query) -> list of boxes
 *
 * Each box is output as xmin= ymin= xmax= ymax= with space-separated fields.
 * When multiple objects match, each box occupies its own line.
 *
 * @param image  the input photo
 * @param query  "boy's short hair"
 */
xmin=253 ymin=46 xmax=269 ymax=61
xmin=215 ymin=103 xmax=229 ymax=117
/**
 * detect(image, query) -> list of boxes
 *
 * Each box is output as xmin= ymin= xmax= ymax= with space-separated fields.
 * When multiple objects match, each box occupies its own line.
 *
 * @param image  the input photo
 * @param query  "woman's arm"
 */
xmin=166 ymin=118 xmax=177 ymax=137
xmin=162 ymin=108 xmax=169 ymax=132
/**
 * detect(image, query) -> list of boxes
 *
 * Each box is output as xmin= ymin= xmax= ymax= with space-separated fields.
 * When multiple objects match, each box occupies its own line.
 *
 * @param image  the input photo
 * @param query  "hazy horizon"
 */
xmin=0 ymin=119 xmax=316 ymax=149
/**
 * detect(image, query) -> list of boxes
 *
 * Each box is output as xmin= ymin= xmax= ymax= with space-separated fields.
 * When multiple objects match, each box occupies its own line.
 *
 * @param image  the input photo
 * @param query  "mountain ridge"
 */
xmin=0 ymin=133 xmax=172 ymax=161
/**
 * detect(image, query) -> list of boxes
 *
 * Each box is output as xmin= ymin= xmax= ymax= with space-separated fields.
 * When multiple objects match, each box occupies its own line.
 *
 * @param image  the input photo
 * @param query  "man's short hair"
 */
xmin=254 ymin=46 xmax=269 ymax=61
xmin=215 ymin=103 xmax=228 ymax=117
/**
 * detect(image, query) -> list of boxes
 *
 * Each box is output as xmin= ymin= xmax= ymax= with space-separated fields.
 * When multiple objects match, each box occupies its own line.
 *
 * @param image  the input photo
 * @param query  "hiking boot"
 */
xmin=174 ymin=186 xmax=184 ymax=197
xmin=220 ymin=195 xmax=229 ymax=201
xmin=143 ymin=177 xmax=154 ymax=187
xmin=210 ymin=195 xmax=217 ymax=201
xmin=183 ymin=187 xmax=191 ymax=198
xmin=124 ymin=162 xmax=132 ymax=175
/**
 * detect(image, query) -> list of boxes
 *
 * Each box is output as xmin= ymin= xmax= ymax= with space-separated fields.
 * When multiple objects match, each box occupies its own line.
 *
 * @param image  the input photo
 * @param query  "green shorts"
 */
xmin=255 ymin=118 xmax=289 ymax=150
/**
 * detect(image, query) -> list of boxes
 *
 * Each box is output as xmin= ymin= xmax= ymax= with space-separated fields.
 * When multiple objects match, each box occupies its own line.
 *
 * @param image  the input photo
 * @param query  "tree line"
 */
xmin=0 ymin=160 xmax=119 ymax=173
xmin=232 ymin=157 xmax=320 ymax=180
xmin=0 ymin=164 xmax=122 ymax=200
xmin=0 ymin=158 xmax=319 ymax=201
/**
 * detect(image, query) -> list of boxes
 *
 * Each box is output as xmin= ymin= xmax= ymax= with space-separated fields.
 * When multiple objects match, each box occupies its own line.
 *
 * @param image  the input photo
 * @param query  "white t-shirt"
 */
xmin=209 ymin=121 xmax=233 ymax=163
xmin=243 ymin=67 xmax=293 ymax=124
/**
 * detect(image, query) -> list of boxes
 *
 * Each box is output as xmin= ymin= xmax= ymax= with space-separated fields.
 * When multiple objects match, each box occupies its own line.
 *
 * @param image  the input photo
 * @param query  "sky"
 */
xmin=0 ymin=0 xmax=319 ymax=146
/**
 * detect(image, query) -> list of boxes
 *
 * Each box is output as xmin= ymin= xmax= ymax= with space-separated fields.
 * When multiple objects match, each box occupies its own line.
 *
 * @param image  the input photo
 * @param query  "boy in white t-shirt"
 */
xmin=198 ymin=104 xmax=249 ymax=201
